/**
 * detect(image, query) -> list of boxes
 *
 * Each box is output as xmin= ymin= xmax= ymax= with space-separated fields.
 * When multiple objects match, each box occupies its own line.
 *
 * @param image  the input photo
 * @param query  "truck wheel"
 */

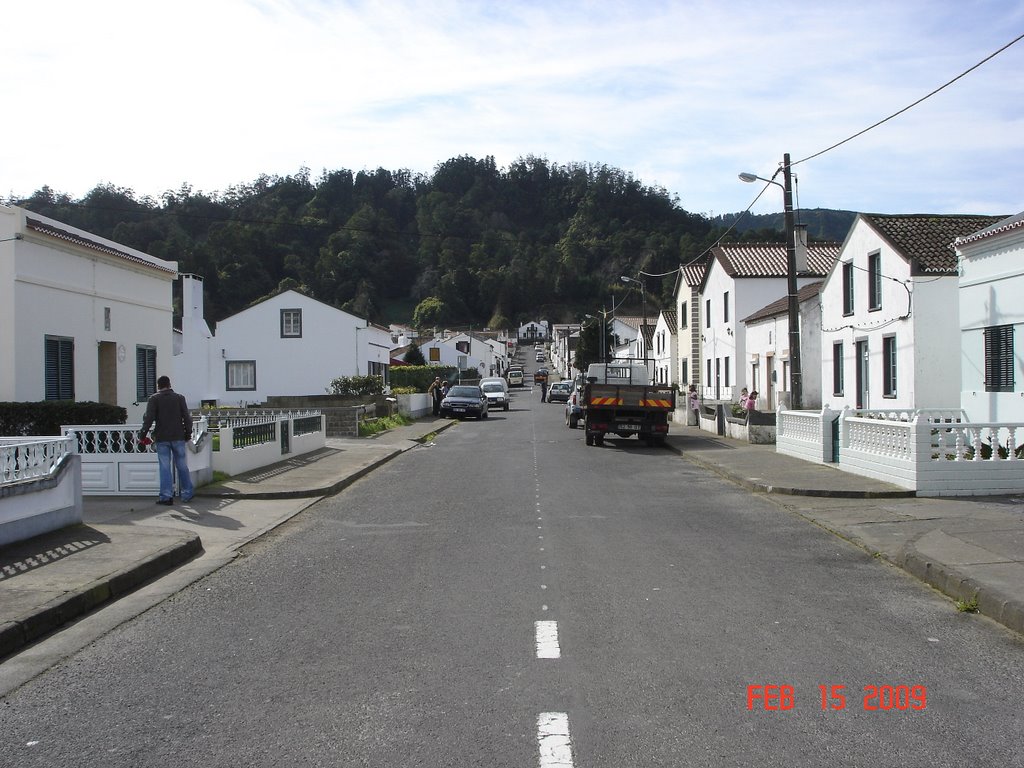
xmin=585 ymin=433 xmax=594 ymax=446
xmin=594 ymin=434 xmax=604 ymax=446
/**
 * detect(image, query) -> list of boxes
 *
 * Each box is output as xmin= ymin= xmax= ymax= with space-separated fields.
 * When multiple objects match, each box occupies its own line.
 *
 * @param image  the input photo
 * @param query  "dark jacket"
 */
xmin=141 ymin=388 xmax=192 ymax=442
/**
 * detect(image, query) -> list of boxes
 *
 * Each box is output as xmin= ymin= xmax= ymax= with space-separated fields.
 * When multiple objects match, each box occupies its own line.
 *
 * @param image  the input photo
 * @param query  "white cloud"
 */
xmin=2 ymin=0 xmax=1022 ymax=217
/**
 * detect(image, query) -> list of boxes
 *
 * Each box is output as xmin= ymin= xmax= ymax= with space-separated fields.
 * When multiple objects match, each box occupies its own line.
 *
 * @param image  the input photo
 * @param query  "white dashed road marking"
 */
xmin=537 ymin=712 xmax=575 ymax=767
xmin=535 ymin=620 xmax=561 ymax=658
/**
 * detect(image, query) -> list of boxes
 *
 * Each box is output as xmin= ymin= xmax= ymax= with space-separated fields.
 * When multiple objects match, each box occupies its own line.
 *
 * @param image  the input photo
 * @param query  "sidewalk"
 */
xmin=2 ymin=416 xmax=1022 ymax=668
xmin=0 ymin=417 xmax=454 ymax=662
xmin=664 ymin=424 xmax=1024 ymax=637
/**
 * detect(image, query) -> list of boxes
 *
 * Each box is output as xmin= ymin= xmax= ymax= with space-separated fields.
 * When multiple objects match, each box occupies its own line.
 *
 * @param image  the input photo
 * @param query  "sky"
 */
xmin=3 ymin=0 xmax=1023 ymax=219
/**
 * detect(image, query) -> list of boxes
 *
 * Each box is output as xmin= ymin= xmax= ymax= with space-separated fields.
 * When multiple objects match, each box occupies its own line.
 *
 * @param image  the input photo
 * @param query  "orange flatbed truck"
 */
xmin=582 ymin=362 xmax=676 ymax=447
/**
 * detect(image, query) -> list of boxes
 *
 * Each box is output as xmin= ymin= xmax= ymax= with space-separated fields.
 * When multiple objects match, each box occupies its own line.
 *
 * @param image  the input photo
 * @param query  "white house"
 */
xmin=174 ymin=278 xmax=390 ymax=406
xmin=0 ymin=205 xmax=178 ymax=422
xmin=653 ymin=310 xmax=677 ymax=386
xmin=742 ymin=282 xmax=824 ymax=411
xmin=955 ymin=211 xmax=1024 ymax=423
xmin=673 ymin=260 xmax=707 ymax=390
xmin=518 ymin=320 xmax=549 ymax=343
xmin=699 ymin=240 xmax=840 ymax=403
xmin=820 ymin=214 xmax=1003 ymax=411
xmin=444 ymin=331 xmax=504 ymax=377
xmin=416 ymin=336 xmax=484 ymax=373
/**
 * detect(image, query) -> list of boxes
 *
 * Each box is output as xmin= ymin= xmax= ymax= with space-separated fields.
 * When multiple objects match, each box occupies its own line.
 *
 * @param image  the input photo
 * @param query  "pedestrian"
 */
xmin=745 ymin=390 xmax=758 ymax=419
xmin=688 ymin=384 xmax=700 ymax=424
xmin=140 ymin=375 xmax=194 ymax=505
xmin=428 ymin=376 xmax=443 ymax=416
xmin=540 ymin=378 xmax=548 ymax=402
xmin=441 ymin=380 xmax=450 ymax=398
xmin=739 ymin=387 xmax=749 ymax=409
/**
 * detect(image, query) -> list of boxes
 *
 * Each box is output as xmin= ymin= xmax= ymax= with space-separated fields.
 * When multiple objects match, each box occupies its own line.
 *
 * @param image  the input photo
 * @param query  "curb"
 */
xmin=897 ymin=545 xmax=1024 ymax=637
xmin=0 ymin=531 xmax=202 ymax=660
xmin=665 ymin=441 xmax=916 ymax=499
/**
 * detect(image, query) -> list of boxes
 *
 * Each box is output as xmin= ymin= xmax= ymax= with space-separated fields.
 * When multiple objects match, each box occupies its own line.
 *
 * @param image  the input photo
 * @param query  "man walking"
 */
xmin=140 ymin=375 xmax=194 ymax=505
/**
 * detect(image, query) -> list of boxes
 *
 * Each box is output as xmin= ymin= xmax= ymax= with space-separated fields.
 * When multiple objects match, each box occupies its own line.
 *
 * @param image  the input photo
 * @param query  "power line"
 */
xmin=793 ymin=31 xmax=1024 ymax=167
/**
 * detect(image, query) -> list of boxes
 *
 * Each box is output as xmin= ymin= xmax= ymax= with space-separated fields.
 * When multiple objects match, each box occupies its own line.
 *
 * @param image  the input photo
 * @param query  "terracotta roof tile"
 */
xmin=710 ymin=241 xmax=841 ymax=278
xmin=661 ymin=309 xmax=677 ymax=332
xmin=862 ymin=214 xmax=1006 ymax=274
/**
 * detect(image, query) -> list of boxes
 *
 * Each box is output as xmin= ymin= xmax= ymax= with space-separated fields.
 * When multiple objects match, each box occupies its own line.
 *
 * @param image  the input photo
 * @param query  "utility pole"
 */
xmin=782 ymin=153 xmax=802 ymax=410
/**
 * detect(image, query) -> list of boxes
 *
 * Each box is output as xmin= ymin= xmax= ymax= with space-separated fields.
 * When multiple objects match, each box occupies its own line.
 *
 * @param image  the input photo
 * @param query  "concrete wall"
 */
xmin=0 ymin=455 xmax=83 ymax=547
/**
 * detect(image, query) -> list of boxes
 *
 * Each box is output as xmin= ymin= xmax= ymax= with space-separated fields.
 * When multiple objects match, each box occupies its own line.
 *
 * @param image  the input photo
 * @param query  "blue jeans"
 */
xmin=156 ymin=440 xmax=194 ymax=501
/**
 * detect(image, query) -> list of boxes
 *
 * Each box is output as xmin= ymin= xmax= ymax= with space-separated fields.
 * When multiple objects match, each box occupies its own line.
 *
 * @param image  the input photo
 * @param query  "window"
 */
xmin=707 ymin=358 xmax=712 ymax=388
xmin=136 ymin=346 xmax=157 ymax=401
xmin=984 ymin=325 xmax=1014 ymax=392
xmin=367 ymin=361 xmax=390 ymax=385
xmin=883 ymin=335 xmax=897 ymax=397
xmin=724 ymin=356 xmax=730 ymax=387
xmin=226 ymin=360 xmax=256 ymax=391
xmin=280 ymin=308 xmax=302 ymax=338
xmin=681 ymin=359 xmax=688 ymax=385
xmin=706 ymin=299 xmax=711 ymax=328
xmin=44 ymin=336 xmax=74 ymax=400
xmin=723 ymin=291 xmax=729 ymax=323
xmin=842 ymin=262 xmax=854 ymax=316
xmin=104 ymin=307 xmax=111 ymax=332
xmin=680 ymin=302 xmax=688 ymax=329
xmin=832 ymin=342 xmax=844 ymax=396
xmin=868 ymin=252 xmax=882 ymax=311
xmin=783 ymin=360 xmax=791 ymax=392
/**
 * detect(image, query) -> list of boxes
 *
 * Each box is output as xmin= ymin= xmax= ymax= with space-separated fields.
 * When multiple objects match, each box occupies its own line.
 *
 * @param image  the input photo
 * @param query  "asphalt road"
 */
xmin=1 ymin=371 xmax=1023 ymax=767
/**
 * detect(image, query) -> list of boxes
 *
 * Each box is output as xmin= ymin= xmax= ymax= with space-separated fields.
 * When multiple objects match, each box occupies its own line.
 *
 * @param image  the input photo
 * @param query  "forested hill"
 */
xmin=11 ymin=156 xmax=805 ymax=328
xmin=711 ymin=208 xmax=856 ymax=243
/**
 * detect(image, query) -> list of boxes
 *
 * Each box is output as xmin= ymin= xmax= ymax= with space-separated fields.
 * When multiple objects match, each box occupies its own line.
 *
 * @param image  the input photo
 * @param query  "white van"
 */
xmin=480 ymin=377 xmax=510 ymax=410
xmin=507 ymin=369 xmax=524 ymax=387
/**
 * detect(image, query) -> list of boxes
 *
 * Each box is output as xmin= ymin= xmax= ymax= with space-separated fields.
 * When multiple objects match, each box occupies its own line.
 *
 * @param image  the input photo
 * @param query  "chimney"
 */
xmin=181 ymin=274 xmax=204 ymax=320
xmin=794 ymin=224 xmax=809 ymax=274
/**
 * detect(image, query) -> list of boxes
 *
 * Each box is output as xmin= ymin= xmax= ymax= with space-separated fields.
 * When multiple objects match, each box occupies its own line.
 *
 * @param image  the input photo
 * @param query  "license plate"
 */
xmin=454 ymin=407 xmax=466 ymax=412
xmin=620 ymin=424 xmax=640 ymax=431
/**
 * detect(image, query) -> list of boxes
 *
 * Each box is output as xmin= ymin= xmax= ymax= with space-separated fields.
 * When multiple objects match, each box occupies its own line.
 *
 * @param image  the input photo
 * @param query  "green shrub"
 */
xmin=390 ymin=365 xmax=458 ymax=392
xmin=327 ymin=375 xmax=384 ymax=396
xmin=0 ymin=401 xmax=128 ymax=436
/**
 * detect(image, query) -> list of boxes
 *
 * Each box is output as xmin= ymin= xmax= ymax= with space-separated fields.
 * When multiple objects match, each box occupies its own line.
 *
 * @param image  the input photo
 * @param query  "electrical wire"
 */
xmin=792 ymin=31 xmax=1024 ymax=167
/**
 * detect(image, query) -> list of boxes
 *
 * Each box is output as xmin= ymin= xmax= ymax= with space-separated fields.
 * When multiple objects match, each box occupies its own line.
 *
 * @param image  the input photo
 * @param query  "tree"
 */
xmin=404 ymin=342 xmax=427 ymax=366
xmin=412 ymin=296 xmax=447 ymax=328
xmin=574 ymin=317 xmax=613 ymax=372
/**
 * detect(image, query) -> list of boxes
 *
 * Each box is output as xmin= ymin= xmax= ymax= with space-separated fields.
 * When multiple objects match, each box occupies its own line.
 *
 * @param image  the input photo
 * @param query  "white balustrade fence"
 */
xmin=1 ymin=436 xmax=76 ymax=485
xmin=0 ymin=436 xmax=82 ymax=548
xmin=777 ymin=406 xmax=1024 ymax=496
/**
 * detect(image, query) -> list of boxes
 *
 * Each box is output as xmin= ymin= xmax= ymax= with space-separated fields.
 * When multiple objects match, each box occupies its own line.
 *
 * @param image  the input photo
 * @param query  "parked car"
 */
xmin=565 ymin=384 xmax=582 ymax=428
xmin=440 ymin=385 xmax=489 ymax=419
xmin=480 ymin=378 xmax=510 ymax=411
xmin=507 ymin=369 xmax=524 ymax=387
xmin=547 ymin=381 xmax=572 ymax=403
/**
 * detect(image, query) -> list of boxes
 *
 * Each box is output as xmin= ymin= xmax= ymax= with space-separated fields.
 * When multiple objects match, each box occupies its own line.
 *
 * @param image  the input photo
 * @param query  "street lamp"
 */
xmin=620 ymin=275 xmax=648 ymax=371
xmin=738 ymin=152 xmax=802 ymax=410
